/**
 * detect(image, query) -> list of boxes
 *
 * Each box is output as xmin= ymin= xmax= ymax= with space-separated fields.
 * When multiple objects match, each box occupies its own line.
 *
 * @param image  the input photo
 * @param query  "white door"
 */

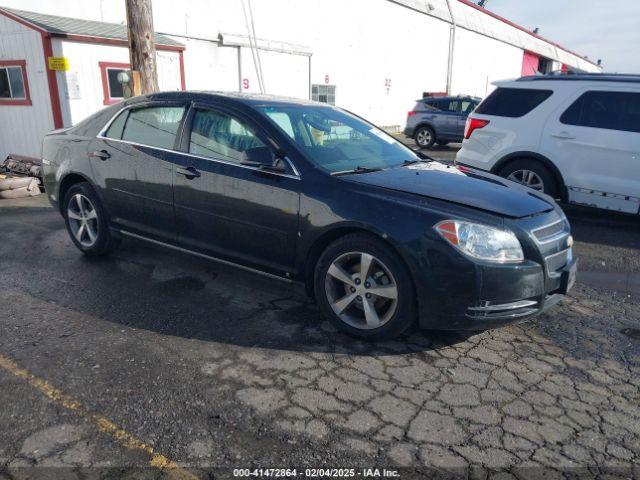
xmin=542 ymin=87 xmax=640 ymax=214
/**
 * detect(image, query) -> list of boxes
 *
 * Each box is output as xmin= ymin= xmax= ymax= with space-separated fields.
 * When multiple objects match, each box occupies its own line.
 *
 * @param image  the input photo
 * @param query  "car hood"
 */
xmin=342 ymin=162 xmax=555 ymax=218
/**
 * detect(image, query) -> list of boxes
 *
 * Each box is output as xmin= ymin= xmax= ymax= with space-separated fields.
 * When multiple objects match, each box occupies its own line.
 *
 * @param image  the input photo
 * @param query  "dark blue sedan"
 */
xmin=42 ymin=92 xmax=575 ymax=340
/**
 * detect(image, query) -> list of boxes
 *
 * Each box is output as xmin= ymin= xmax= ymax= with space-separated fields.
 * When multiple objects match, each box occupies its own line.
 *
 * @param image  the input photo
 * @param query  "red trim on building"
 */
xmin=456 ymin=0 xmax=599 ymax=67
xmin=178 ymin=50 xmax=186 ymax=91
xmin=0 ymin=60 xmax=32 ymax=106
xmin=99 ymin=61 xmax=130 ymax=105
xmin=41 ymin=34 xmax=64 ymax=129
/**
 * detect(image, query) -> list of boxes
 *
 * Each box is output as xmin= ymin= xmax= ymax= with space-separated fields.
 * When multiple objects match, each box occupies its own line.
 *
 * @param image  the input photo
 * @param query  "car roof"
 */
xmin=417 ymin=95 xmax=481 ymax=102
xmin=124 ymin=90 xmax=326 ymax=108
xmin=516 ymin=73 xmax=640 ymax=84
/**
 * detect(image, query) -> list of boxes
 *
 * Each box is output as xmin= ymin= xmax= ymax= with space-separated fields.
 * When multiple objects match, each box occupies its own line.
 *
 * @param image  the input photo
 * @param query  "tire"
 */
xmin=63 ymin=182 xmax=120 ymax=256
xmin=436 ymin=140 xmax=449 ymax=146
xmin=314 ymin=233 xmax=417 ymax=340
xmin=414 ymin=126 xmax=436 ymax=149
xmin=499 ymin=158 xmax=559 ymax=198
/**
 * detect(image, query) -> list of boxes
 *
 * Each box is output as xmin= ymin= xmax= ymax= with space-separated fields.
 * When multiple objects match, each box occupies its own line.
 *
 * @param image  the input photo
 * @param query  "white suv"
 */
xmin=456 ymin=74 xmax=640 ymax=214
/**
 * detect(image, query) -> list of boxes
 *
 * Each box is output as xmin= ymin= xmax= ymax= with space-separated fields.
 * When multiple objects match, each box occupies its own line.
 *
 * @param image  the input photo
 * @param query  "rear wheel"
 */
xmin=63 ymin=182 xmax=120 ymax=256
xmin=499 ymin=159 xmax=559 ymax=198
xmin=414 ymin=126 xmax=435 ymax=149
xmin=314 ymin=234 xmax=416 ymax=340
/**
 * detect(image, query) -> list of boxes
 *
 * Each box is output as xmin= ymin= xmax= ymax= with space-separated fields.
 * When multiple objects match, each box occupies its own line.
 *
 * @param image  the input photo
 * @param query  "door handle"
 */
xmin=551 ymin=132 xmax=575 ymax=140
xmin=88 ymin=150 xmax=111 ymax=160
xmin=176 ymin=166 xmax=201 ymax=179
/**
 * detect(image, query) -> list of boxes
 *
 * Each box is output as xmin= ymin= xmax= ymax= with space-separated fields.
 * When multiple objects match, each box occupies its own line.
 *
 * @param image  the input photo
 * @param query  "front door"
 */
xmin=173 ymin=105 xmax=300 ymax=274
xmin=89 ymin=103 xmax=187 ymax=240
xmin=542 ymin=88 xmax=640 ymax=214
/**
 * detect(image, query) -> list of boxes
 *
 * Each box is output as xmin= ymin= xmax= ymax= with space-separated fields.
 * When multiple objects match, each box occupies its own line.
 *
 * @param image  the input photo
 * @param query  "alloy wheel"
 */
xmin=507 ymin=169 xmax=545 ymax=191
xmin=324 ymin=251 xmax=398 ymax=330
xmin=416 ymin=129 xmax=432 ymax=146
xmin=67 ymin=193 xmax=99 ymax=247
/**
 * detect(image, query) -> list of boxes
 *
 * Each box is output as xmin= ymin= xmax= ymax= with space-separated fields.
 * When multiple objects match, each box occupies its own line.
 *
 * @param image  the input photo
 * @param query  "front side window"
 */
xmin=475 ymin=88 xmax=553 ymax=118
xmin=121 ymin=106 xmax=185 ymax=149
xmin=0 ymin=61 xmax=30 ymax=105
xmin=189 ymin=109 xmax=266 ymax=163
xmin=560 ymin=90 xmax=640 ymax=134
xmin=259 ymin=105 xmax=418 ymax=173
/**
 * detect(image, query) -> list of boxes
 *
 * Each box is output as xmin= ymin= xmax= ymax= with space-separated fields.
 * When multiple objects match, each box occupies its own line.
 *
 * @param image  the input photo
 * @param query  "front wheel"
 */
xmin=314 ymin=234 xmax=416 ymax=340
xmin=63 ymin=182 xmax=120 ymax=256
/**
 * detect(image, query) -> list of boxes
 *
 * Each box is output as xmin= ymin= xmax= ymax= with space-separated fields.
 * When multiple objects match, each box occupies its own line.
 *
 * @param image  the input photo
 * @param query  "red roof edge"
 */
xmin=456 ymin=0 xmax=599 ymax=68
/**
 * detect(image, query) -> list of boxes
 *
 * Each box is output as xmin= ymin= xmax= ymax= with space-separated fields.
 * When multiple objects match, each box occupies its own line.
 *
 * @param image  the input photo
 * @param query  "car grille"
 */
xmin=545 ymin=247 xmax=572 ymax=275
xmin=532 ymin=220 xmax=568 ymax=243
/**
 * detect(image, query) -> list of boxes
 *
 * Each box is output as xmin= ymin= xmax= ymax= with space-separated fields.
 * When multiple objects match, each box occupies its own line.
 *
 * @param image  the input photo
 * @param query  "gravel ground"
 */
xmin=0 ymin=193 xmax=638 ymax=480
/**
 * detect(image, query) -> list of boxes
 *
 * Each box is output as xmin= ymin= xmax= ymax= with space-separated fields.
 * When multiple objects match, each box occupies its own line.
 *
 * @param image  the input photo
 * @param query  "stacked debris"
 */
xmin=1 ymin=155 xmax=43 ymax=199
xmin=0 ymin=175 xmax=41 ymax=199
xmin=3 ymin=155 xmax=42 ymax=178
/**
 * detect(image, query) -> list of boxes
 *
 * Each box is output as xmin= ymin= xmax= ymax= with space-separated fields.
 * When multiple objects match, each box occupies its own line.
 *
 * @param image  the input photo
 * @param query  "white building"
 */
xmin=0 ymin=0 xmax=601 ymax=161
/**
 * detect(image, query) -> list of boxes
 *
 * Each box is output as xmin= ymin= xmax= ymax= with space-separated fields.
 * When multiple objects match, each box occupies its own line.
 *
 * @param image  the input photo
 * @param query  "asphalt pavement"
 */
xmin=0 ymin=182 xmax=639 ymax=478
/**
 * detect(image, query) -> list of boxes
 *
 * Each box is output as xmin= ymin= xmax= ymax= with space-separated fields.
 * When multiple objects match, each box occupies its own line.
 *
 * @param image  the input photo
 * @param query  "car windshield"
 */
xmin=256 ymin=105 xmax=419 ymax=174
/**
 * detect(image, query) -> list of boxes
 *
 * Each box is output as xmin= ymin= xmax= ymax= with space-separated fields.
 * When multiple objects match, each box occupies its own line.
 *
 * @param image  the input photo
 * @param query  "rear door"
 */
xmin=172 ymin=103 xmax=300 ymax=274
xmin=542 ymin=88 xmax=640 ymax=214
xmin=90 ymin=103 xmax=187 ymax=240
xmin=433 ymin=99 xmax=460 ymax=138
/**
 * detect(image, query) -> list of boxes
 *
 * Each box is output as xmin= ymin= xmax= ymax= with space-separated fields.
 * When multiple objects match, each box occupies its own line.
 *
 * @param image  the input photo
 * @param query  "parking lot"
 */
xmin=1 ymin=181 xmax=639 ymax=478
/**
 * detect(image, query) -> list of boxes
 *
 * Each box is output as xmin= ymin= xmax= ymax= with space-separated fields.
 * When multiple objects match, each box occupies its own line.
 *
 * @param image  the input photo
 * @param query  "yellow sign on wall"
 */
xmin=48 ymin=57 xmax=69 ymax=71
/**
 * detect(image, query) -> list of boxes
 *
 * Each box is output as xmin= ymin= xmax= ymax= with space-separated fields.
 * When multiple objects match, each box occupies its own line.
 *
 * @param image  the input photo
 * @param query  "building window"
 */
xmin=99 ymin=62 xmax=130 ymax=105
xmin=312 ymin=84 xmax=336 ymax=105
xmin=0 ymin=60 xmax=31 ymax=106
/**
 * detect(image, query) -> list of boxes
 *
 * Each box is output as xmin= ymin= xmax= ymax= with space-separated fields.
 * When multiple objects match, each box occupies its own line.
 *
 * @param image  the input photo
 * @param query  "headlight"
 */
xmin=435 ymin=220 xmax=524 ymax=263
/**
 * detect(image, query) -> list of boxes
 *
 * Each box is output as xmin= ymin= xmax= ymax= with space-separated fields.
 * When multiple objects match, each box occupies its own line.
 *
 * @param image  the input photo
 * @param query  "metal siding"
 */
xmin=57 ymin=40 xmax=183 ymax=126
xmin=0 ymin=14 xmax=53 ymax=160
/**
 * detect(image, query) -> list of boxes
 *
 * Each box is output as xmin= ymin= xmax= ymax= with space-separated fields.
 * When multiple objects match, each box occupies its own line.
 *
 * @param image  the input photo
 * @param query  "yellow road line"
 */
xmin=0 ymin=353 xmax=199 ymax=480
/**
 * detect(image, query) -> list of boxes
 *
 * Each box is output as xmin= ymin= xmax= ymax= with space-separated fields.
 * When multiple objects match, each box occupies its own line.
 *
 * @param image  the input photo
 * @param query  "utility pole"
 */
xmin=125 ymin=0 xmax=159 ymax=94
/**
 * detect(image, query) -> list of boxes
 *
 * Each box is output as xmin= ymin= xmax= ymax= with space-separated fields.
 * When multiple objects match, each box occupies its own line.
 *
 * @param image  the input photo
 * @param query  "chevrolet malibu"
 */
xmin=42 ymin=92 xmax=577 ymax=340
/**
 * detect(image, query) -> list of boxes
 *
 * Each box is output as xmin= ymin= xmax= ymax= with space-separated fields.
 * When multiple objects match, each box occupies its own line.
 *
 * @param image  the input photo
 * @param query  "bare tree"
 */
xmin=125 ymin=0 xmax=159 ymax=94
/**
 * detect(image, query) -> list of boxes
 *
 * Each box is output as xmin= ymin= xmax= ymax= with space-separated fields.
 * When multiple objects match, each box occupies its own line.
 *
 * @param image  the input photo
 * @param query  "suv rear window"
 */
xmin=560 ymin=90 xmax=640 ymax=134
xmin=475 ymin=88 xmax=553 ymax=118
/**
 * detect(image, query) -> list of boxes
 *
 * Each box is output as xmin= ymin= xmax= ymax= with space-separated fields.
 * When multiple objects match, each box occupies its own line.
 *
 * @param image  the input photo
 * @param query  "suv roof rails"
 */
xmin=517 ymin=72 xmax=640 ymax=84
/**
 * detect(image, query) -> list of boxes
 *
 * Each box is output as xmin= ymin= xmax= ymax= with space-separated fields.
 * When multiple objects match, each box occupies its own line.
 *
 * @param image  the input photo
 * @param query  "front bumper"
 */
xmin=418 ymin=249 xmax=577 ymax=331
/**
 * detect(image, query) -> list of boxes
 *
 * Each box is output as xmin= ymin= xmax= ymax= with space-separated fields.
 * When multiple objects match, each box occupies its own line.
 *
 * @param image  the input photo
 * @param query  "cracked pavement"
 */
xmin=0 ymin=195 xmax=639 ymax=479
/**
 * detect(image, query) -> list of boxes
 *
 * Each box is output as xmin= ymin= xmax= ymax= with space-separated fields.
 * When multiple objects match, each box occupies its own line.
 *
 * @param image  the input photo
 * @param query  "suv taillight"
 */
xmin=464 ymin=118 xmax=490 ymax=139
xmin=407 ymin=110 xmax=417 ymax=118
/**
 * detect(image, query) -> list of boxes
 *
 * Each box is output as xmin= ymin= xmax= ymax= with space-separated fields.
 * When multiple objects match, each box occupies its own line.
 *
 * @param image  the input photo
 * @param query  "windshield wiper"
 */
xmin=331 ymin=166 xmax=384 ymax=176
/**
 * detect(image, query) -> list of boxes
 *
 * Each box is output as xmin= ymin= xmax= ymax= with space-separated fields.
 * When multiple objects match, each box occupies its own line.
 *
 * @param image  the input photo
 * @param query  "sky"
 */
xmin=484 ymin=0 xmax=640 ymax=73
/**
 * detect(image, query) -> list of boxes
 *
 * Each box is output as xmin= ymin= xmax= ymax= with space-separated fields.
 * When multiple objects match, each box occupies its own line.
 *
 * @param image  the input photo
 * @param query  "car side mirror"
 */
xmin=240 ymin=146 xmax=286 ymax=173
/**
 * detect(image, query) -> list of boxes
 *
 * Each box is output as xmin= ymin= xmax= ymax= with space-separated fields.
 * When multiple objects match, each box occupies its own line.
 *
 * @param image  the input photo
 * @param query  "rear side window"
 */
xmin=475 ymin=88 xmax=553 ymax=118
xmin=121 ymin=106 xmax=185 ymax=149
xmin=104 ymin=109 xmax=129 ymax=139
xmin=560 ymin=91 xmax=640 ymax=134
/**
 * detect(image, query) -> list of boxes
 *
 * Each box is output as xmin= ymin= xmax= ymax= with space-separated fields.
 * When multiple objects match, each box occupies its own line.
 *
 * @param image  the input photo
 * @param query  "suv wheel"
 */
xmin=499 ymin=159 xmax=559 ymax=198
xmin=63 ymin=182 xmax=120 ymax=256
xmin=414 ymin=126 xmax=435 ymax=149
xmin=314 ymin=234 xmax=416 ymax=340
